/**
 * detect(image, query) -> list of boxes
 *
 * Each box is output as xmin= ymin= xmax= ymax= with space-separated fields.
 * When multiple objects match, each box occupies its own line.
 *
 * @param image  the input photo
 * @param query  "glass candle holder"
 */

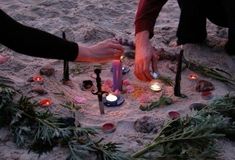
xmin=150 ymin=82 xmax=162 ymax=92
xmin=39 ymin=98 xmax=52 ymax=107
xmin=103 ymin=93 xmax=125 ymax=107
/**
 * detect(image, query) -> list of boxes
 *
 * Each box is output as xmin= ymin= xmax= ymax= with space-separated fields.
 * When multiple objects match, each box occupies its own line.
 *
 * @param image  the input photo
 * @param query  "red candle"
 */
xmin=201 ymin=91 xmax=213 ymax=100
xmin=188 ymin=73 xmax=198 ymax=80
xmin=112 ymin=60 xmax=122 ymax=91
xmin=102 ymin=123 xmax=116 ymax=133
xmin=33 ymin=75 xmax=44 ymax=83
xmin=39 ymin=98 xmax=52 ymax=107
xmin=168 ymin=111 xmax=180 ymax=120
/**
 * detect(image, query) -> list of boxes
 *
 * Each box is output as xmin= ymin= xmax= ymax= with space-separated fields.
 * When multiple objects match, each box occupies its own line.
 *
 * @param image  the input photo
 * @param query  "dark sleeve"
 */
xmin=135 ymin=0 xmax=168 ymax=38
xmin=0 ymin=9 xmax=78 ymax=61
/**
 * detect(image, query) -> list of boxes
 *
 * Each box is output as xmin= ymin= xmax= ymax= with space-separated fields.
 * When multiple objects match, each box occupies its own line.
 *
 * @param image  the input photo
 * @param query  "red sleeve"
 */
xmin=135 ymin=0 xmax=168 ymax=38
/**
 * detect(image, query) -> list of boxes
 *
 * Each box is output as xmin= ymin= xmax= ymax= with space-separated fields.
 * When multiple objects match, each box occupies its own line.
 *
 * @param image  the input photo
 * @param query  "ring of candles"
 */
xmin=188 ymin=73 xmax=198 ymax=80
xmin=33 ymin=75 xmax=44 ymax=83
xmin=39 ymin=98 xmax=52 ymax=107
xmin=150 ymin=82 xmax=162 ymax=92
xmin=103 ymin=93 xmax=125 ymax=107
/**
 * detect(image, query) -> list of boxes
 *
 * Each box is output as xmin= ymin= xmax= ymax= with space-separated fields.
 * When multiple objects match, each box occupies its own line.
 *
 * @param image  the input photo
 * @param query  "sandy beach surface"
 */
xmin=0 ymin=0 xmax=235 ymax=159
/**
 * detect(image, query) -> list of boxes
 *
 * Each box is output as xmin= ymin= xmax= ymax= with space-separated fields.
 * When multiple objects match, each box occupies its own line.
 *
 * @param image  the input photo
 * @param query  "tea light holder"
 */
xmin=201 ymin=91 xmax=213 ymax=100
xmin=102 ymin=122 xmax=116 ymax=133
xmin=39 ymin=98 xmax=52 ymax=107
xmin=33 ymin=75 xmax=44 ymax=84
xmin=103 ymin=93 xmax=125 ymax=107
xmin=168 ymin=111 xmax=180 ymax=120
xmin=150 ymin=82 xmax=162 ymax=92
xmin=81 ymin=80 xmax=93 ymax=91
xmin=188 ymin=73 xmax=198 ymax=81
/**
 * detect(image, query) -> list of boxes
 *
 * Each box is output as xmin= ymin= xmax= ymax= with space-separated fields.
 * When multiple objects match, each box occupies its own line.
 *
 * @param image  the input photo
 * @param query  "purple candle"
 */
xmin=112 ymin=60 xmax=122 ymax=91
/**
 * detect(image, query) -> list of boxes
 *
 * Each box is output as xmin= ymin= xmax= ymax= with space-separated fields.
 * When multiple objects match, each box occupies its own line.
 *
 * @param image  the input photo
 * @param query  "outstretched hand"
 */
xmin=134 ymin=31 xmax=159 ymax=81
xmin=75 ymin=39 xmax=124 ymax=62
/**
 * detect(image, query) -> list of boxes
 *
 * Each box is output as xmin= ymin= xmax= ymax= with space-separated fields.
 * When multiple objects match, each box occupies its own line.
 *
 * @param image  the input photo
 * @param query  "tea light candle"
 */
xmin=81 ymin=80 xmax=93 ymax=90
xmin=103 ymin=93 xmax=125 ymax=107
xmin=102 ymin=123 xmax=116 ymax=133
xmin=33 ymin=75 xmax=44 ymax=83
xmin=188 ymin=73 xmax=198 ymax=80
xmin=201 ymin=91 xmax=213 ymax=100
xmin=39 ymin=98 xmax=52 ymax=107
xmin=150 ymin=82 xmax=162 ymax=92
xmin=106 ymin=93 xmax=118 ymax=102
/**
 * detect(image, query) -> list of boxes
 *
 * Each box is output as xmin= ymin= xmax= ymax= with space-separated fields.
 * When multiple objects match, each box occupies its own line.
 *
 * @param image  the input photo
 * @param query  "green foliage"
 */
xmin=158 ymin=76 xmax=174 ymax=86
xmin=183 ymin=58 xmax=235 ymax=86
xmin=133 ymin=95 xmax=235 ymax=160
xmin=139 ymin=96 xmax=173 ymax=111
xmin=0 ymin=83 xmax=128 ymax=159
xmin=0 ymin=84 xmax=15 ymax=127
xmin=67 ymin=139 xmax=129 ymax=160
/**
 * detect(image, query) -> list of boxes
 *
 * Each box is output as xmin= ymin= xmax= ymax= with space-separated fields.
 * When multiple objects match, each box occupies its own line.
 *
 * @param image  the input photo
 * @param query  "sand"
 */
xmin=0 ymin=0 xmax=235 ymax=159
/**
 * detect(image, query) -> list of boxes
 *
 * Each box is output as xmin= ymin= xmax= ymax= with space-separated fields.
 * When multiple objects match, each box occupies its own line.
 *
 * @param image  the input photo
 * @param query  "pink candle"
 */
xmin=112 ymin=60 xmax=122 ymax=91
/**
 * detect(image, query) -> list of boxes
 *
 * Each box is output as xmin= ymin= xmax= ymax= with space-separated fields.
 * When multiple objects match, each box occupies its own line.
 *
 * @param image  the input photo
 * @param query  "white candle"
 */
xmin=150 ymin=82 xmax=162 ymax=92
xmin=106 ymin=94 xmax=118 ymax=102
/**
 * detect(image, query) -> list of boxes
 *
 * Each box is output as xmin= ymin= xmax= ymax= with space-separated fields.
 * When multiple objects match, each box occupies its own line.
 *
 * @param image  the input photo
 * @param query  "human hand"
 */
xmin=75 ymin=39 xmax=124 ymax=62
xmin=134 ymin=31 xmax=159 ymax=81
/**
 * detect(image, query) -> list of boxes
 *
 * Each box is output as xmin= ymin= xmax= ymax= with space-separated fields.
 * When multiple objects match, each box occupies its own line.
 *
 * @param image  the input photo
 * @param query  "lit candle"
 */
xmin=150 ymin=82 xmax=162 ymax=92
xmin=106 ymin=93 xmax=118 ymax=102
xmin=33 ymin=75 xmax=44 ymax=83
xmin=39 ymin=98 xmax=52 ymax=107
xmin=188 ymin=73 xmax=198 ymax=80
xmin=112 ymin=60 xmax=122 ymax=91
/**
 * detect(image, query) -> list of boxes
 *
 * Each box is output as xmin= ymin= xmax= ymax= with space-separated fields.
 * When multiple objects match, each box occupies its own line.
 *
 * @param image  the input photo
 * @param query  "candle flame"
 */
xmin=150 ymin=82 xmax=162 ymax=92
xmin=106 ymin=93 xmax=118 ymax=102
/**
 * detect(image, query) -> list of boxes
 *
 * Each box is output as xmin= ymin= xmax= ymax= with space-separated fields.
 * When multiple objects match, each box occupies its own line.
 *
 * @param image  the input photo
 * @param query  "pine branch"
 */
xmin=132 ymin=109 xmax=227 ymax=159
xmin=139 ymin=96 xmax=173 ymax=111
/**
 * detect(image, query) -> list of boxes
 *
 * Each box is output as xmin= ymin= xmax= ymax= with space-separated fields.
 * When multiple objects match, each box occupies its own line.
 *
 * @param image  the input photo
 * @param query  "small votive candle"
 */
xmin=188 ymin=73 xmax=198 ymax=80
xmin=106 ymin=93 xmax=118 ymax=102
xmin=39 ymin=98 xmax=52 ymax=107
xmin=33 ymin=75 xmax=44 ymax=83
xmin=150 ymin=82 xmax=162 ymax=92
xmin=201 ymin=91 xmax=213 ymax=100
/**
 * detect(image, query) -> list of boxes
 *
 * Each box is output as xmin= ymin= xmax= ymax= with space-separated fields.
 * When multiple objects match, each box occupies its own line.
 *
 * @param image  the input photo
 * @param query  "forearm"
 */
xmin=135 ymin=31 xmax=150 ymax=48
xmin=135 ymin=0 xmax=167 ymax=38
xmin=0 ymin=9 xmax=78 ymax=61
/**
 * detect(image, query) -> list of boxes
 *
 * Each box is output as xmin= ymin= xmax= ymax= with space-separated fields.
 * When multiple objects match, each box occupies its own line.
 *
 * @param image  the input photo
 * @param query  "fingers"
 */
xmin=151 ymin=52 xmax=159 ymax=72
xmin=134 ymin=59 xmax=152 ymax=82
xmin=108 ymin=43 xmax=124 ymax=53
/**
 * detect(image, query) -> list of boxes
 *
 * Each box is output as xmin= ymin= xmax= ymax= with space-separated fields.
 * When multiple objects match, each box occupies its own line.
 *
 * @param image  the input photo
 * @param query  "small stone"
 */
xmin=189 ymin=103 xmax=207 ymax=111
xmin=196 ymin=80 xmax=215 ymax=92
xmin=134 ymin=116 xmax=163 ymax=133
xmin=40 ymin=65 xmax=55 ymax=77
xmin=31 ymin=87 xmax=47 ymax=95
